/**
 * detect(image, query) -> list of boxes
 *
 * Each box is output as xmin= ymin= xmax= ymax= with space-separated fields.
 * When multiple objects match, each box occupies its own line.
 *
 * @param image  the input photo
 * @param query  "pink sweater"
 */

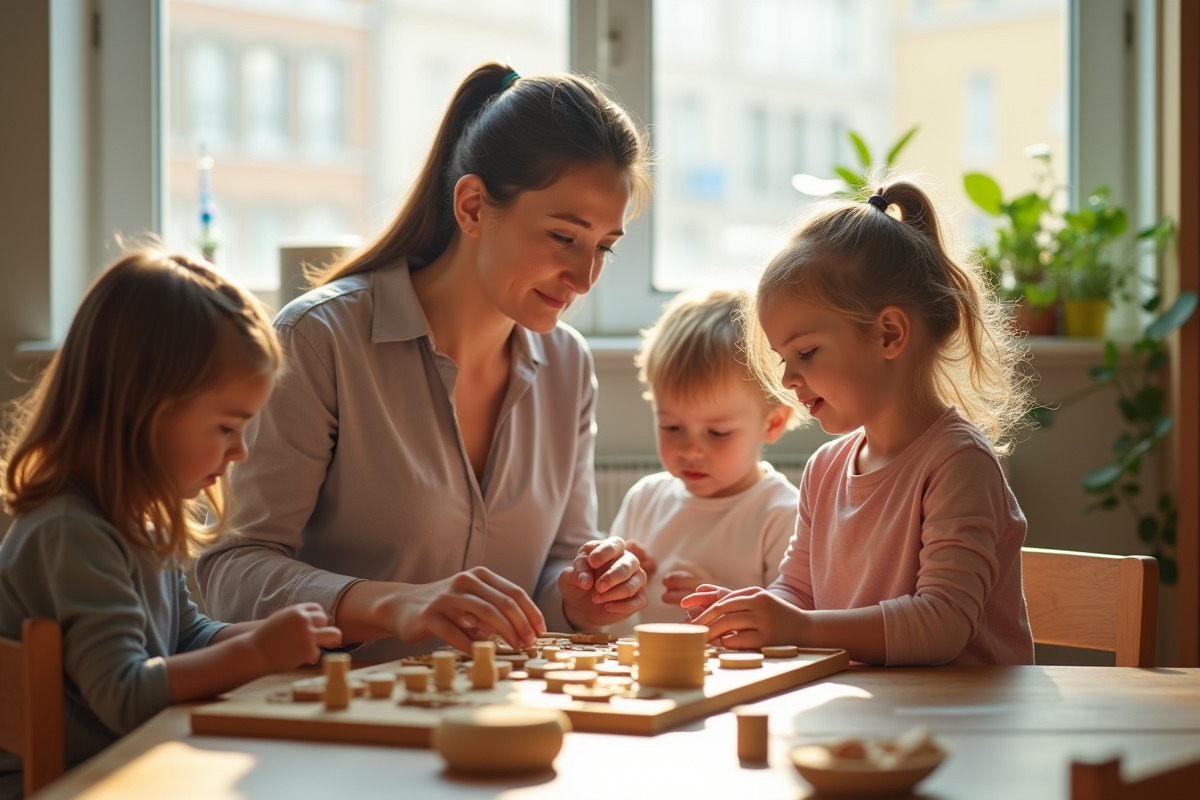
xmin=771 ymin=408 xmax=1034 ymax=665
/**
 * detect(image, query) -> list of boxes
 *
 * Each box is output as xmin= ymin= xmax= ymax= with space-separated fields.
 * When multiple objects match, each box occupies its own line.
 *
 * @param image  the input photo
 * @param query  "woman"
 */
xmin=198 ymin=62 xmax=653 ymax=661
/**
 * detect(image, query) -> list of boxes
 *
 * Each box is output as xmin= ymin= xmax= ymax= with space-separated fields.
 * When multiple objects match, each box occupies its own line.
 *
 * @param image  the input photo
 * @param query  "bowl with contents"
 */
xmin=789 ymin=726 xmax=946 ymax=797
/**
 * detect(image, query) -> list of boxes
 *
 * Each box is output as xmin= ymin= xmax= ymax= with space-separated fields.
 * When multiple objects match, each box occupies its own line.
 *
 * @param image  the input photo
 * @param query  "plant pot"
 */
xmin=1062 ymin=299 xmax=1109 ymax=337
xmin=1014 ymin=302 xmax=1058 ymax=337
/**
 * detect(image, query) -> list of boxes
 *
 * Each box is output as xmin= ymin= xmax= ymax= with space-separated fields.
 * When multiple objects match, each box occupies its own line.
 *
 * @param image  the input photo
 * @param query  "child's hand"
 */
xmin=559 ymin=536 xmax=648 ymax=629
xmin=625 ymin=541 xmax=658 ymax=579
xmin=250 ymin=603 xmax=342 ymax=672
xmin=679 ymin=583 xmax=733 ymax=619
xmin=661 ymin=570 xmax=704 ymax=606
xmin=684 ymin=587 xmax=804 ymax=649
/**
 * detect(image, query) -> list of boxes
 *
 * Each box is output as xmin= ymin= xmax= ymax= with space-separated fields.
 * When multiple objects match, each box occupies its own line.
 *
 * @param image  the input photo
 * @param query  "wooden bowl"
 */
xmin=789 ymin=740 xmax=946 ymax=797
xmin=432 ymin=707 xmax=570 ymax=775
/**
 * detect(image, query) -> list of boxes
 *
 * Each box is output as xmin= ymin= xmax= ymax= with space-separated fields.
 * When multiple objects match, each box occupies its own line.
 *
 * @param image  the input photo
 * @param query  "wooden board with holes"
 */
xmin=190 ymin=647 xmax=848 ymax=746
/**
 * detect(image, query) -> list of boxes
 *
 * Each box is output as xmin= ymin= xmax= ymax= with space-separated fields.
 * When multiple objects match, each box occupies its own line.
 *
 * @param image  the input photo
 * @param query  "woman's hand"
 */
xmin=681 ymin=586 xmax=803 ymax=649
xmin=558 ymin=536 xmax=648 ymax=629
xmin=383 ymin=567 xmax=547 ymax=653
xmin=248 ymin=603 xmax=343 ymax=672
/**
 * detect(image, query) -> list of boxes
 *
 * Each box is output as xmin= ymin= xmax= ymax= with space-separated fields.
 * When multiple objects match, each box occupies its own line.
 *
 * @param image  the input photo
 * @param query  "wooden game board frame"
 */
xmin=190 ymin=647 xmax=848 ymax=747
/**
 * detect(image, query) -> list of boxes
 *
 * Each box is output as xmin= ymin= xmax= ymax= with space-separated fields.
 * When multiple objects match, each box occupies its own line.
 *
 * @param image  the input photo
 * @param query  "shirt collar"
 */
xmin=371 ymin=259 xmax=547 ymax=367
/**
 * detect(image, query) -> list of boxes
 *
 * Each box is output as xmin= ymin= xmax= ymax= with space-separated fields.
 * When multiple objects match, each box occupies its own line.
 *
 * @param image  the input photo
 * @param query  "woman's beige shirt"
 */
xmin=197 ymin=261 xmax=598 ymax=660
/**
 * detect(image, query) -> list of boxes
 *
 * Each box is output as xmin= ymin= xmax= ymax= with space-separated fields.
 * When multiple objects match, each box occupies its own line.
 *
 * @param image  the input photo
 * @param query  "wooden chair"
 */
xmin=1072 ymin=754 xmax=1200 ymax=800
xmin=1021 ymin=546 xmax=1158 ymax=667
xmin=0 ymin=618 xmax=65 ymax=796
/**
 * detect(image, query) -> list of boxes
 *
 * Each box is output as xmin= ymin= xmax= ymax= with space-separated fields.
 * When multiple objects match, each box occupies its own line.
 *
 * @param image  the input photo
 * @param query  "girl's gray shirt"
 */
xmin=197 ymin=260 xmax=599 ymax=660
xmin=0 ymin=483 xmax=227 ymax=798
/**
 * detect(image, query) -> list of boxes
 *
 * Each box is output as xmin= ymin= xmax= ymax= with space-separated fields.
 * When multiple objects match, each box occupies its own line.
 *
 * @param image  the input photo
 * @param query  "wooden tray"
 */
xmin=190 ymin=647 xmax=848 ymax=746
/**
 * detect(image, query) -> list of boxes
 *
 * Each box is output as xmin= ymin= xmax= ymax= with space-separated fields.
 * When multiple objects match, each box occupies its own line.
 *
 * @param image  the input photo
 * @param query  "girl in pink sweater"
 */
xmin=683 ymin=181 xmax=1035 ymax=665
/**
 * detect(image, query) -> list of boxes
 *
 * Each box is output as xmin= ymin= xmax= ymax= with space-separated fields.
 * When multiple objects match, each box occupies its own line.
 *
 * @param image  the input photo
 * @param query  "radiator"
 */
xmin=594 ymin=455 xmax=809 ymax=532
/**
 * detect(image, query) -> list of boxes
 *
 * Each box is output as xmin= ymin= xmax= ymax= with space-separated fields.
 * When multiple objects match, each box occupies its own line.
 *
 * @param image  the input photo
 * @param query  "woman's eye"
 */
xmin=551 ymin=232 xmax=574 ymax=246
xmin=709 ymin=430 xmax=731 ymax=438
xmin=599 ymin=244 xmax=616 ymax=256
xmin=219 ymin=426 xmax=235 ymax=435
xmin=659 ymin=425 xmax=680 ymax=433
xmin=798 ymin=348 xmax=816 ymax=361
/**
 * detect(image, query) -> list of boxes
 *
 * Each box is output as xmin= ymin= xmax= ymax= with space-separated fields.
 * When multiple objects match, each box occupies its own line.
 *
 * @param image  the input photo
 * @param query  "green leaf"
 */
xmin=1146 ymin=349 xmax=1169 ymax=372
xmin=1160 ymin=556 xmax=1178 ymax=585
xmin=1119 ymin=480 xmax=1140 ymax=495
xmin=1152 ymin=415 xmax=1173 ymax=439
xmin=848 ymin=131 xmax=871 ymax=170
xmin=1137 ymin=515 xmax=1158 ymax=543
xmin=1082 ymin=462 xmax=1124 ymax=492
xmin=1145 ymin=291 xmax=1198 ymax=340
xmin=1134 ymin=386 xmax=1165 ymax=421
xmin=1162 ymin=518 xmax=1176 ymax=545
xmin=1112 ymin=432 xmax=1133 ymax=457
xmin=1159 ymin=492 xmax=1174 ymax=512
xmin=1118 ymin=397 xmax=1139 ymax=423
xmin=1027 ymin=405 xmax=1055 ymax=427
xmin=1088 ymin=366 xmax=1116 ymax=382
xmin=1104 ymin=340 xmax=1119 ymax=370
xmin=833 ymin=166 xmax=862 ymax=188
xmin=885 ymin=126 xmax=919 ymax=164
xmin=963 ymin=173 xmax=1004 ymax=215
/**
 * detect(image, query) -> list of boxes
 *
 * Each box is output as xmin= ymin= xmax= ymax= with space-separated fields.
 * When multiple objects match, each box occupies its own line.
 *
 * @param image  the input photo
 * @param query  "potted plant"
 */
xmin=1032 ymin=290 xmax=1197 ymax=583
xmin=965 ymin=148 xmax=1174 ymax=337
xmin=1053 ymin=189 xmax=1174 ymax=336
xmin=963 ymin=148 xmax=1060 ymax=335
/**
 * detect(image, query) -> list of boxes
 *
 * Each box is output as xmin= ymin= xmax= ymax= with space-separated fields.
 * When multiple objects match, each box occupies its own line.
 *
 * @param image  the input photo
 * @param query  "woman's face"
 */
xmin=474 ymin=162 xmax=632 ymax=333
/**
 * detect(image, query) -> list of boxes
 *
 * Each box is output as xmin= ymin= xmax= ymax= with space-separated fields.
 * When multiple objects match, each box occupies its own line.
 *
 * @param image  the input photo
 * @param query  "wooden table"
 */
xmin=38 ymin=666 xmax=1200 ymax=799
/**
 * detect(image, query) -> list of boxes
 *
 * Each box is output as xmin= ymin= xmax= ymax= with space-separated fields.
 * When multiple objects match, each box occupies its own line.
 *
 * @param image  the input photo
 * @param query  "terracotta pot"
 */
xmin=1062 ymin=299 xmax=1109 ymax=337
xmin=1014 ymin=302 xmax=1058 ymax=337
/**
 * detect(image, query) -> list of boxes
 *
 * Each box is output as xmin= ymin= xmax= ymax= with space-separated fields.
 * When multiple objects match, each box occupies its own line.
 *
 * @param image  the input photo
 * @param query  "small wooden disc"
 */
xmin=544 ymin=669 xmax=598 ymax=694
xmin=563 ymin=684 xmax=617 ymax=703
xmin=525 ymin=659 xmax=568 ymax=678
xmin=761 ymin=645 xmax=800 ymax=658
xmin=719 ymin=652 xmax=765 ymax=670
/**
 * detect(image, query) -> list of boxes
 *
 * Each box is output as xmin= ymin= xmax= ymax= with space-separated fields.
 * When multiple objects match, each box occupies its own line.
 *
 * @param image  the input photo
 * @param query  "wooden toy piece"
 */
xmin=398 ymin=666 xmax=432 ymax=693
xmin=541 ymin=645 xmax=562 ymax=661
xmin=433 ymin=707 xmax=571 ymax=775
xmin=616 ymin=638 xmax=637 ymax=667
xmin=544 ymin=670 xmax=598 ymax=694
xmin=571 ymin=632 xmax=618 ymax=645
xmin=525 ymin=659 xmax=568 ymax=679
xmin=364 ymin=672 xmax=396 ymax=699
xmin=290 ymin=678 xmax=325 ymax=702
xmin=495 ymin=661 xmax=513 ymax=680
xmin=761 ymin=645 xmax=800 ymax=659
xmin=595 ymin=663 xmax=633 ymax=678
xmin=470 ymin=640 xmax=497 ymax=690
xmin=563 ymin=684 xmax=618 ymax=703
xmin=570 ymin=652 xmax=599 ymax=670
xmin=720 ymin=652 xmax=765 ymax=670
xmin=432 ymin=650 xmax=457 ymax=692
xmin=635 ymin=623 xmax=708 ymax=688
xmin=734 ymin=706 xmax=769 ymax=763
xmin=322 ymin=653 xmax=352 ymax=710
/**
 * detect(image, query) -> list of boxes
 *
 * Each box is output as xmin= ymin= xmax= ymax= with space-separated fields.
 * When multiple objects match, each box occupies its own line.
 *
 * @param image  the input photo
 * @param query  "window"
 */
xmin=164 ymin=0 xmax=568 ymax=296
xmin=21 ymin=0 xmax=1147 ymax=341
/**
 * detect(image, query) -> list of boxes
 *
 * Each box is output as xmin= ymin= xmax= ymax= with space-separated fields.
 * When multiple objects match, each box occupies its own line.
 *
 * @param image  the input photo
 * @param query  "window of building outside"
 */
xmin=165 ymin=0 xmax=569 ymax=299
xmin=165 ymin=0 xmax=1066 ymax=331
xmin=649 ymin=0 xmax=1067 ymax=294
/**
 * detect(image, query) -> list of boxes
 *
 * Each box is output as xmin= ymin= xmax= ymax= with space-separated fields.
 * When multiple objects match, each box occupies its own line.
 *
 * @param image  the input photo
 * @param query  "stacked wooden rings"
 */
xmin=634 ymin=623 xmax=708 ymax=688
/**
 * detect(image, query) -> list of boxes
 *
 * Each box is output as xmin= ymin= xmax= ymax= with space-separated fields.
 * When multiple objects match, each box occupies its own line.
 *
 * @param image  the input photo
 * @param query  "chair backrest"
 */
xmin=1072 ymin=755 xmax=1200 ymax=800
xmin=0 ymin=618 xmax=65 ymax=796
xmin=1021 ymin=547 xmax=1158 ymax=667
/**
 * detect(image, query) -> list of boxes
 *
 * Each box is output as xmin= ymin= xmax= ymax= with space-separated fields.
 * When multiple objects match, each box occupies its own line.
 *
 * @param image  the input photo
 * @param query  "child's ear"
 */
xmin=452 ymin=174 xmax=488 ymax=237
xmin=876 ymin=305 xmax=910 ymax=360
xmin=762 ymin=403 xmax=792 ymax=444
